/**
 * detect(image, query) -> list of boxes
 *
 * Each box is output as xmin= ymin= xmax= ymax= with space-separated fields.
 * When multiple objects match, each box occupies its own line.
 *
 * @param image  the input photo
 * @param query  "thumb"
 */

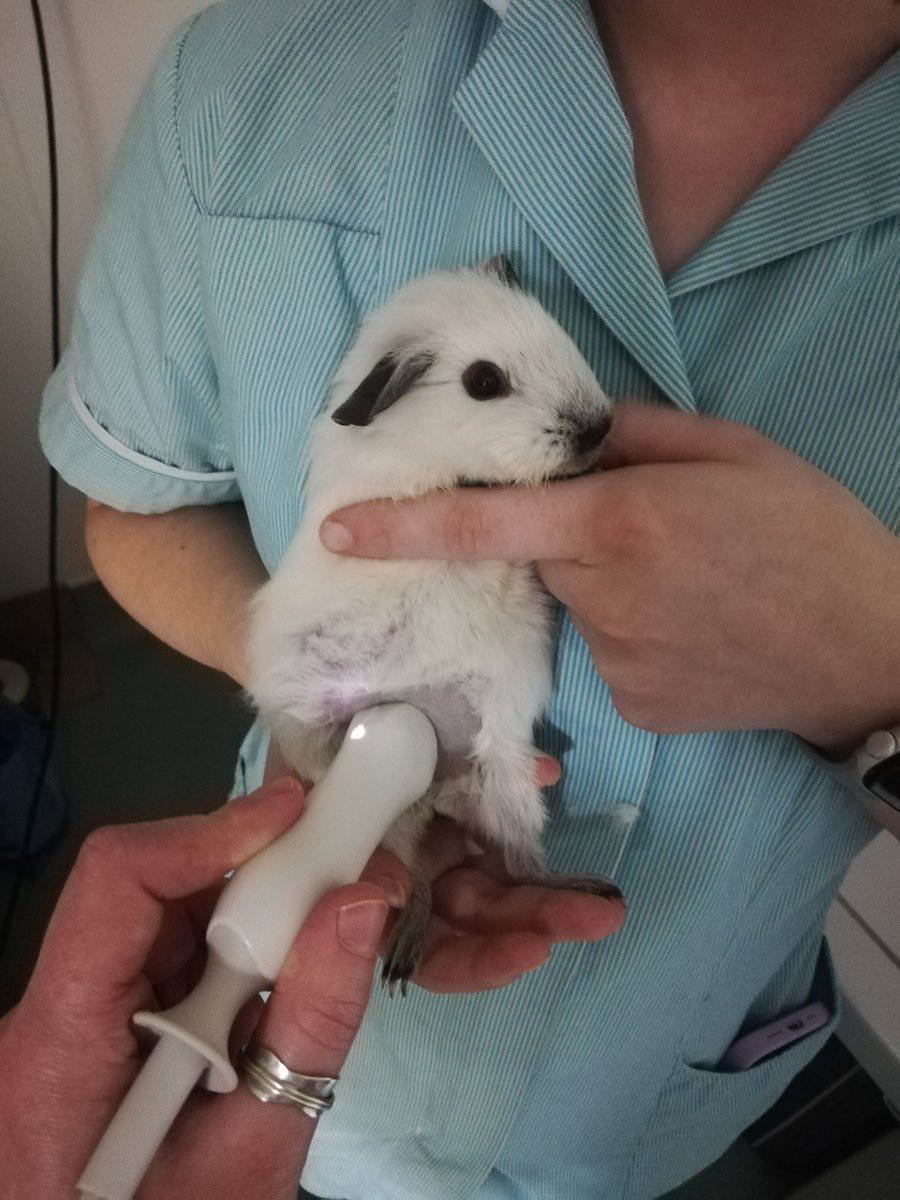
xmin=598 ymin=402 xmax=768 ymax=470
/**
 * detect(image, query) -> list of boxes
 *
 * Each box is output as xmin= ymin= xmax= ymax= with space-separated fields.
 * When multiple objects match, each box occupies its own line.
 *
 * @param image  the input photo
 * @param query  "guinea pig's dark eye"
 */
xmin=462 ymin=360 xmax=510 ymax=400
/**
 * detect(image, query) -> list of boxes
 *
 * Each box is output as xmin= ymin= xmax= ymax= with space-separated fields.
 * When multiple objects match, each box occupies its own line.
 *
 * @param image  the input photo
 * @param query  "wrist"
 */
xmin=795 ymin=541 xmax=900 ymax=757
xmin=802 ymin=709 xmax=900 ymax=763
xmin=793 ymin=649 xmax=900 ymax=761
xmin=0 ymin=1039 xmax=78 ymax=1199
xmin=794 ymin=649 xmax=899 ymax=757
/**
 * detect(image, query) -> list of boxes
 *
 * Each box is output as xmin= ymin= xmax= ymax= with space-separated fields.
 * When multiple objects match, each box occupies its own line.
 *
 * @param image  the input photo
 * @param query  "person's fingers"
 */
xmin=27 ymin=779 xmax=305 ymax=1002
xmin=534 ymin=754 xmax=561 ymax=788
xmin=596 ymin=402 xmax=770 ymax=470
xmin=85 ymin=777 xmax=305 ymax=902
xmin=252 ymin=882 xmax=389 ymax=1074
xmin=318 ymin=406 xmax=774 ymax=564
xmin=320 ymin=477 xmax=601 ymax=562
xmin=431 ymin=865 xmax=626 ymax=942
xmin=263 ymin=740 xmax=294 ymax=785
xmin=263 ymin=741 xmax=312 ymax=789
xmin=413 ymin=922 xmax=550 ymax=993
xmin=142 ymin=905 xmax=200 ymax=992
xmin=359 ymin=846 xmax=413 ymax=909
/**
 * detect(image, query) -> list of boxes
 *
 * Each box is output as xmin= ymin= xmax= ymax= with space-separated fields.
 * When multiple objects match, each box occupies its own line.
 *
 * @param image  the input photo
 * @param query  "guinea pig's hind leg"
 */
xmin=379 ymin=801 xmax=433 ymax=997
xmin=380 ymin=874 xmax=432 ymax=997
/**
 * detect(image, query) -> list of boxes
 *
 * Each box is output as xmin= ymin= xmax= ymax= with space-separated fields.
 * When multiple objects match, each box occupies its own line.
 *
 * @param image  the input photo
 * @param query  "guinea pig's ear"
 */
xmin=331 ymin=351 xmax=435 ymax=427
xmin=478 ymin=254 xmax=521 ymax=289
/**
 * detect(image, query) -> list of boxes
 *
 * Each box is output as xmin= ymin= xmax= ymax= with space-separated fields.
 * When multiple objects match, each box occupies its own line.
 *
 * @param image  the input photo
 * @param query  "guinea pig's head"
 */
xmin=327 ymin=259 xmax=613 ymax=490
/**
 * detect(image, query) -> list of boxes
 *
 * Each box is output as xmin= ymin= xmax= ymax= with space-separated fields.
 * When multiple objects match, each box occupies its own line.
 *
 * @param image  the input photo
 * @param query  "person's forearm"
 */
xmin=85 ymin=501 xmax=267 ymax=686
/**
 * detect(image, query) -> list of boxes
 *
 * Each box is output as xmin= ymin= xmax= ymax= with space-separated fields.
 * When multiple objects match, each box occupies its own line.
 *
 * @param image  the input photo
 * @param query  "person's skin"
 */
xmin=593 ymin=0 xmax=899 ymax=274
xmin=0 ymin=780 xmax=623 ymax=1199
xmin=85 ymin=500 xmax=265 ymax=688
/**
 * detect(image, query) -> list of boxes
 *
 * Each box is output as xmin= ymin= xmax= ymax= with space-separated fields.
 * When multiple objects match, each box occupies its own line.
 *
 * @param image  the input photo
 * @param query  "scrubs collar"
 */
xmin=463 ymin=0 xmax=696 ymax=408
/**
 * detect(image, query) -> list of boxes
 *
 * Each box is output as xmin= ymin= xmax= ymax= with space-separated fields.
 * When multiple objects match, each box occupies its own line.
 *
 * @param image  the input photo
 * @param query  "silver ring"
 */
xmin=239 ymin=1043 xmax=338 ymax=1120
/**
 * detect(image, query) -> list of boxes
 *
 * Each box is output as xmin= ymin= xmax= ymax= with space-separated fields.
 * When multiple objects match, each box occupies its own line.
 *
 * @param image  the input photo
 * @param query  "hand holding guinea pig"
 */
xmin=248 ymin=258 xmax=623 ymax=994
xmin=321 ymin=403 xmax=900 ymax=759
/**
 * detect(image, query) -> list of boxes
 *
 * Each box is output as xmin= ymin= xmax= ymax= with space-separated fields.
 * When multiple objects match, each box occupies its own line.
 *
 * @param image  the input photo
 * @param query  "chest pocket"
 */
xmin=199 ymin=215 xmax=381 ymax=567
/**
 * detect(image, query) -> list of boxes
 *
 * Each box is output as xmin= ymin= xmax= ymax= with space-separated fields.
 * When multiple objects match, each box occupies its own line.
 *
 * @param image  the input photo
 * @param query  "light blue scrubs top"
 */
xmin=40 ymin=2 xmax=899 ymax=1196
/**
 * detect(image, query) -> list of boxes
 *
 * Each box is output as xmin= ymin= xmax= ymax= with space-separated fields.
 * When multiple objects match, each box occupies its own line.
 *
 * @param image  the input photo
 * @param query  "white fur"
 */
xmin=247 ymin=265 xmax=614 ymax=971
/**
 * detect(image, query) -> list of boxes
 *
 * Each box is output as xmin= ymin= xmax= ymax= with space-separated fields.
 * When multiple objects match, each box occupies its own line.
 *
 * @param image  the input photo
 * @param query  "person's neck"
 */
xmin=591 ymin=0 xmax=898 ymax=95
xmin=587 ymin=0 xmax=898 ymax=275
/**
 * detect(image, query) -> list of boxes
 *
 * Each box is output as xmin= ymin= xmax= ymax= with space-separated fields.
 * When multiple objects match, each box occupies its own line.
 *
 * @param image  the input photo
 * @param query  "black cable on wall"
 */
xmin=0 ymin=0 xmax=63 ymax=967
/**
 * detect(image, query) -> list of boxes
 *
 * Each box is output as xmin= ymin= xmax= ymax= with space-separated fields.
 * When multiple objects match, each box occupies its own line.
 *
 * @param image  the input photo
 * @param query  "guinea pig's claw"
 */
xmin=380 ymin=894 xmax=428 ymax=996
xmin=381 ymin=959 xmax=412 ymax=998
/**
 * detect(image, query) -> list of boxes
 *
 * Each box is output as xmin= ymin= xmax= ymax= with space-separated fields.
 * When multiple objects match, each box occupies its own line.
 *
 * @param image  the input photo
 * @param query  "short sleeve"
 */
xmin=39 ymin=21 xmax=239 ymax=513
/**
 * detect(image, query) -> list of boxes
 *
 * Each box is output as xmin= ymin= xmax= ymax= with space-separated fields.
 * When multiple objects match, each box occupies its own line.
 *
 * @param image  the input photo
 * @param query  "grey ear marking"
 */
xmin=478 ymin=254 xmax=521 ymax=289
xmin=331 ymin=351 xmax=435 ymax=427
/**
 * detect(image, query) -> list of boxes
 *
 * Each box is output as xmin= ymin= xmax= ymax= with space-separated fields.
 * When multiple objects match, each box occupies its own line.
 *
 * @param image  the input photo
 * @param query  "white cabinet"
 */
xmin=827 ymin=833 xmax=900 ymax=1110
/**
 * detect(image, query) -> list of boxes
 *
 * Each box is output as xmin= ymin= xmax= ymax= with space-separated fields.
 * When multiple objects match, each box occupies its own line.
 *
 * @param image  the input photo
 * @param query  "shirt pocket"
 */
xmin=198 ymin=215 xmax=382 ymax=565
xmin=624 ymin=939 xmax=840 ymax=1200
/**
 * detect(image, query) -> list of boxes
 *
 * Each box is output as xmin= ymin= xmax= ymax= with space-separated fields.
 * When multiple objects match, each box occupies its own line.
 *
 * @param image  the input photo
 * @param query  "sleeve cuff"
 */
xmin=39 ymin=363 xmax=240 ymax=513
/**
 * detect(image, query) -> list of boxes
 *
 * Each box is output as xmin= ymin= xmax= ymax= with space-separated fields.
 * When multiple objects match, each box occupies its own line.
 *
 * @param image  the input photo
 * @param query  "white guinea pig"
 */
xmin=248 ymin=257 xmax=622 ymax=993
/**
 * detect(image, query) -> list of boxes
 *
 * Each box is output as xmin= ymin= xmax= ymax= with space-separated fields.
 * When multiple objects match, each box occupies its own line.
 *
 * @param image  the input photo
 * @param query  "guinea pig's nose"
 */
xmin=575 ymin=413 xmax=612 ymax=456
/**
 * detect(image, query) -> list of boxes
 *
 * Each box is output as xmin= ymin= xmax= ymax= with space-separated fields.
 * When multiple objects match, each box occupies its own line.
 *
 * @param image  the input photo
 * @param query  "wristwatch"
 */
xmin=807 ymin=723 xmax=900 ymax=838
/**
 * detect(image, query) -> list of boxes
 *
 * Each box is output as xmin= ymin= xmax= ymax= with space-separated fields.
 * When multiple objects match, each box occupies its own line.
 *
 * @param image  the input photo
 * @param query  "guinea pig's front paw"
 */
xmin=380 ymin=876 xmax=431 ymax=998
xmin=514 ymin=862 xmax=624 ymax=904
xmin=548 ymin=870 xmax=624 ymax=902
xmin=503 ymin=844 xmax=624 ymax=903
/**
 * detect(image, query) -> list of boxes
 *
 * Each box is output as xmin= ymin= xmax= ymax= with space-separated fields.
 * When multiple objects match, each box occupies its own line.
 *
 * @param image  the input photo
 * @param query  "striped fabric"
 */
xmin=40 ymin=1 xmax=899 ymax=1197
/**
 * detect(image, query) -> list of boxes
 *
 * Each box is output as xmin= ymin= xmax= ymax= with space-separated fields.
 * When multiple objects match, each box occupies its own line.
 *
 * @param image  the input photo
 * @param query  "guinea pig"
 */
xmin=248 ymin=257 xmax=622 ymax=994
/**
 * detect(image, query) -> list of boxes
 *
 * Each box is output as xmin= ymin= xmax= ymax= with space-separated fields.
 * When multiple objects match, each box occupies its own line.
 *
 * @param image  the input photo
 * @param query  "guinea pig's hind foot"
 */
xmin=380 ymin=874 xmax=431 ymax=998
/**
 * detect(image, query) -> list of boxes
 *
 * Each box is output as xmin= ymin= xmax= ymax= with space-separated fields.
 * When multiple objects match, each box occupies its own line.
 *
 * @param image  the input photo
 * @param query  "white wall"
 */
xmin=0 ymin=0 xmax=206 ymax=602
